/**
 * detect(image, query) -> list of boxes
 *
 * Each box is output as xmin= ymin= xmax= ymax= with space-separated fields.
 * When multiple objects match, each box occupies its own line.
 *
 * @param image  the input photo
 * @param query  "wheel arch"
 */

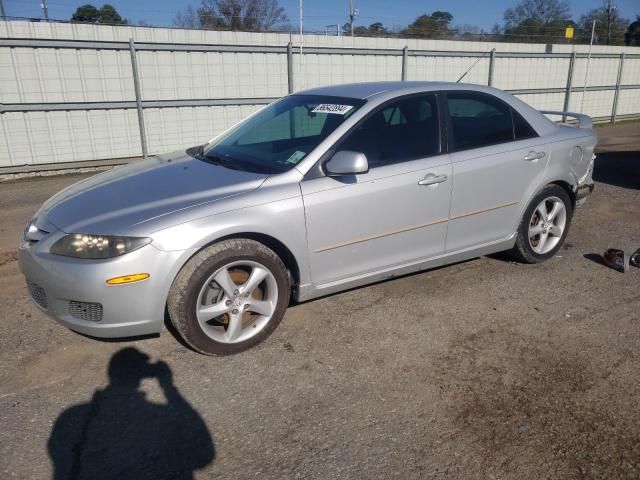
xmin=211 ymin=232 xmax=301 ymax=290
xmin=163 ymin=231 xmax=303 ymax=331
xmin=165 ymin=234 xmax=296 ymax=355
xmin=512 ymin=178 xmax=576 ymax=234
xmin=548 ymin=180 xmax=577 ymax=209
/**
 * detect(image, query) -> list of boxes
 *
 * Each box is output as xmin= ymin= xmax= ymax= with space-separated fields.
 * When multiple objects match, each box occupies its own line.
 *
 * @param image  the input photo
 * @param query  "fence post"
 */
xmin=611 ymin=52 xmax=625 ymax=123
xmin=287 ymin=41 xmax=294 ymax=94
xmin=488 ymin=48 xmax=496 ymax=86
xmin=401 ymin=46 xmax=408 ymax=81
xmin=128 ymin=38 xmax=148 ymax=159
xmin=562 ymin=52 xmax=576 ymax=121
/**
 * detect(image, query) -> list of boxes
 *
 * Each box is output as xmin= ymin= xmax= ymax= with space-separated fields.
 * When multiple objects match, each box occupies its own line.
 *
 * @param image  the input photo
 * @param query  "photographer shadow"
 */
xmin=48 ymin=347 xmax=214 ymax=480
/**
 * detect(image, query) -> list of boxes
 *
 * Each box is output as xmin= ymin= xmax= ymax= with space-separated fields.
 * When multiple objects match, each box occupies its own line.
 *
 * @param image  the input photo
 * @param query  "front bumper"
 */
xmin=18 ymin=234 xmax=191 ymax=338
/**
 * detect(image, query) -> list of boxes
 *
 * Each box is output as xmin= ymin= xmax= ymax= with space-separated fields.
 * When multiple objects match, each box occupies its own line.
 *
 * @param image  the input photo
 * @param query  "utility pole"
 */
xmin=298 ymin=0 xmax=303 ymax=89
xmin=605 ymin=0 xmax=616 ymax=45
xmin=0 ymin=0 xmax=6 ymax=19
xmin=299 ymin=0 xmax=303 ymax=38
xmin=349 ymin=0 xmax=355 ymax=36
xmin=581 ymin=20 xmax=596 ymax=113
xmin=41 ymin=0 xmax=49 ymax=21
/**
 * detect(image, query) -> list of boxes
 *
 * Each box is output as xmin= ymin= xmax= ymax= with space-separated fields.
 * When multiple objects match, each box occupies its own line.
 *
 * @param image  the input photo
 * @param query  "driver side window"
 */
xmin=339 ymin=94 xmax=440 ymax=169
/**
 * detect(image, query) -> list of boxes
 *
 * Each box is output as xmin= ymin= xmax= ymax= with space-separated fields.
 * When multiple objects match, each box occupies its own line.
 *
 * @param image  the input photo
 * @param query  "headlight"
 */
xmin=50 ymin=234 xmax=151 ymax=259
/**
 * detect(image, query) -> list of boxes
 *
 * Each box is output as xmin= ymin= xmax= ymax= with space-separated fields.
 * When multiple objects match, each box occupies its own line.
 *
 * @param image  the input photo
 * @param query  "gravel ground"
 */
xmin=0 ymin=123 xmax=638 ymax=479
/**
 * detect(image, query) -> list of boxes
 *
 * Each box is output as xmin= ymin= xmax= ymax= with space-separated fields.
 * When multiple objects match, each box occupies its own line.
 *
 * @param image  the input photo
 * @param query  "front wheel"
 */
xmin=168 ymin=239 xmax=290 ymax=355
xmin=510 ymin=184 xmax=573 ymax=263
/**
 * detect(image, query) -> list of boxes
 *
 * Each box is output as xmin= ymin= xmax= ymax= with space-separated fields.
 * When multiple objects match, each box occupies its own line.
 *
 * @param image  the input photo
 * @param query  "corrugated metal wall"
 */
xmin=1 ymin=20 xmax=639 ymax=170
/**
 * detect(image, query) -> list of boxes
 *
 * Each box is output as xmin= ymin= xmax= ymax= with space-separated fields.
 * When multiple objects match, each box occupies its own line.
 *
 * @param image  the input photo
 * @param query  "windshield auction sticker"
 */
xmin=311 ymin=104 xmax=354 ymax=115
xmin=286 ymin=150 xmax=306 ymax=164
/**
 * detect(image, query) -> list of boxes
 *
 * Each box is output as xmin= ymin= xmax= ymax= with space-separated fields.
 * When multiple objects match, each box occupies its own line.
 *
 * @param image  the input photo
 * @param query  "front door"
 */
xmin=301 ymin=93 xmax=452 ymax=286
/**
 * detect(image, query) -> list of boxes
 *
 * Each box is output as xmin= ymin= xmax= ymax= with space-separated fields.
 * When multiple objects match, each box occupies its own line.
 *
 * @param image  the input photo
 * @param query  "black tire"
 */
xmin=167 ymin=239 xmax=290 ymax=355
xmin=509 ymin=184 xmax=573 ymax=264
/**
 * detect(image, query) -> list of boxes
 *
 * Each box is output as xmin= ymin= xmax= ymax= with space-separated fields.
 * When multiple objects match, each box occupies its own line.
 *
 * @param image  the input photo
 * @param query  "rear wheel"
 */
xmin=510 ymin=184 xmax=573 ymax=263
xmin=168 ymin=239 xmax=290 ymax=355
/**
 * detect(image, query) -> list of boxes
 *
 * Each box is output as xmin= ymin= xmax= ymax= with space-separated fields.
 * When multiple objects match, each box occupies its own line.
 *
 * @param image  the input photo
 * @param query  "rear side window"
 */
xmin=512 ymin=108 xmax=537 ymax=140
xmin=446 ymin=92 xmax=537 ymax=151
xmin=339 ymin=94 xmax=440 ymax=168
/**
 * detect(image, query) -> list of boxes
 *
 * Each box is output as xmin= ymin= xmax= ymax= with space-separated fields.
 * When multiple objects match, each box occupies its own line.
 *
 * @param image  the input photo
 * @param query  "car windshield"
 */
xmin=196 ymin=95 xmax=365 ymax=174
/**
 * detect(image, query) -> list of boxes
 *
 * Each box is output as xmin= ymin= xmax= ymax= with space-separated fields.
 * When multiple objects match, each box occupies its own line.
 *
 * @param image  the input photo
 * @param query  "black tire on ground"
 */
xmin=509 ymin=184 xmax=574 ymax=264
xmin=167 ymin=239 xmax=290 ymax=355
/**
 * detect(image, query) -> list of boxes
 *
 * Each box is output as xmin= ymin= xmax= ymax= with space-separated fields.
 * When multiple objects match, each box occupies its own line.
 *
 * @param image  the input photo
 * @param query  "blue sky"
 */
xmin=4 ymin=0 xmax=639 ymax=31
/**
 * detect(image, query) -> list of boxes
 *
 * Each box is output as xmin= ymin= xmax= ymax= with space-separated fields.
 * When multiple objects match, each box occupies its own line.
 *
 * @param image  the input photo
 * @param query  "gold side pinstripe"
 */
xmin=313 ymin=200 xmax=520 ymax=253
xmin=449 ymin=200 xmax=520 ymax=220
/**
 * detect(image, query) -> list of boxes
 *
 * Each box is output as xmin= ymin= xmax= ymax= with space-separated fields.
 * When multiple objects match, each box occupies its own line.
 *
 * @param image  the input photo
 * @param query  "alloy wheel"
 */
xmin=196 ymin=260 xmax=278 ymax=344
xmin=527 ymin=196 xmax=567 ymax=255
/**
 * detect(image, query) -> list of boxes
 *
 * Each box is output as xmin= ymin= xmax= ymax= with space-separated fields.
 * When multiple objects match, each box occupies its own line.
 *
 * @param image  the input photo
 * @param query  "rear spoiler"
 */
xmin=539 ymin=110 xmax=593 ymax=130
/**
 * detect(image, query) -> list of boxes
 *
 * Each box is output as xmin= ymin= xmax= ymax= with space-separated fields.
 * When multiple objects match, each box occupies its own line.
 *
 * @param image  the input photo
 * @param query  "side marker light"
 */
xmin=106 ymin=273 xmax=150 ymax=285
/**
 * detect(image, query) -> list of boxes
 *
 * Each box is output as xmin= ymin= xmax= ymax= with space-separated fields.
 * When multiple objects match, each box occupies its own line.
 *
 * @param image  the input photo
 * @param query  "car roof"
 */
xmin=295 ymin=81 xmax=558 ymax=137
xmin=296 ymin=81 xmax=495 ymax=100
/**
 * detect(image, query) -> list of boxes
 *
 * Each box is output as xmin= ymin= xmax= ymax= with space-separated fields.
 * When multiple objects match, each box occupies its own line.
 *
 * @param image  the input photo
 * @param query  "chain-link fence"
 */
xmin=1 ymin=20 xmax=639 ymax=171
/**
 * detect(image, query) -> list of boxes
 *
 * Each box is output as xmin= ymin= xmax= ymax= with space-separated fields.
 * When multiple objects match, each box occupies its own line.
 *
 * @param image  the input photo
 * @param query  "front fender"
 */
xmin=149 ymin=191 xmax=312 ymax=288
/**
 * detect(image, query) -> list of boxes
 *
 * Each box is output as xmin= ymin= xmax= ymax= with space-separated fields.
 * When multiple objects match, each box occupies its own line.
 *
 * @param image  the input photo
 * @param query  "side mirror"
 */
xmin=324 ymin=151 xmax=369 ymax=176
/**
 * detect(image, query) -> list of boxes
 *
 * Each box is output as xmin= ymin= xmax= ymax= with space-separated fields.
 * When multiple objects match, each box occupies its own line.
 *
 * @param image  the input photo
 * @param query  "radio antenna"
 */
xmin=456 ymin=51 xmax=491 ymax=83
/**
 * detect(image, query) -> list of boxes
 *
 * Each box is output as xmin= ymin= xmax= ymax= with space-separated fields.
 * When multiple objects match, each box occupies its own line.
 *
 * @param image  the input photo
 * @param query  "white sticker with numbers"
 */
xmin=311 ymin=104 xmax=354 ymax=115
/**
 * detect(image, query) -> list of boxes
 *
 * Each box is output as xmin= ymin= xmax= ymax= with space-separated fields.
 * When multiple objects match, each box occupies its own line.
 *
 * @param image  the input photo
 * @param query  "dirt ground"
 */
xmin=0 ymin=122 xmax=638 ymax=479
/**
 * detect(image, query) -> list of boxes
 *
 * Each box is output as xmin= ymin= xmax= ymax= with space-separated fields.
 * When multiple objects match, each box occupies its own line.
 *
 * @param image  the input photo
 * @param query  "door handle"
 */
xmin=524 ymin=151 xmax=546 ymax=162
xmin=418 ymin=173 xmax=448 ymax=187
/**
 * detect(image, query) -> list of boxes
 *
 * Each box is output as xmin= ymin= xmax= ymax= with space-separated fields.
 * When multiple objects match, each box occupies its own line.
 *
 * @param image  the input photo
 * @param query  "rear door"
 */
xmin=444 ymin=91 xmax=549 ymax=252
xmin=301 ymin=93 xmax=452 ymax=286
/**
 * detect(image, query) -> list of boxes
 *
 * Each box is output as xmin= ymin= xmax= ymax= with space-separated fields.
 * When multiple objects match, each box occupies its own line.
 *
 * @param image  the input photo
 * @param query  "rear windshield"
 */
xmin=198 ymin=95 xmax=365 ymax=174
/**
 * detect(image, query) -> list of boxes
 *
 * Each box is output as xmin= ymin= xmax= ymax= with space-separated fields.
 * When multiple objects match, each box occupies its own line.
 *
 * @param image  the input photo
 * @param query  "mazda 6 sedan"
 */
xmin=19 ymin=82 xmax=596 ymax=355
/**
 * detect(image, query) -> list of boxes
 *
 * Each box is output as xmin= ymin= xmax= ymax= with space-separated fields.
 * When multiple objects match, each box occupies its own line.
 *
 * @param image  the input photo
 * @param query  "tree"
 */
xmin=626 ymin=15 xmax=640 ymax=46
xmin=71 ymin=4 xmax=99 ymax=23
xmin=431 ymin=11 xmax=454 ymax=29
xmin=402 ymin=11 xmax=455 ymax=39
xmin=578 ymin=7 xmax=629 ymax=45
xmin=502 ymin=0 xmax=571 ymax=43
xmin=456 ymin=24 xmax=483 ymax=41
xmin=489 ymin=23 xmax=504 ymax=41
xmin=367 ymin=22 xmax=387 ymax=36
xmin=504 ymin=0 xmax=571 ymax=28
xmin=174 ymin=5 xmax=201 ymax=28
xmin=98 ymin=4 xmax=127 ymax=24
xmin=351 ymin=22 xmax=388 ymax=37
xmin=174 ymin=5 xmax=200 ymax=29
xmin=174 ymin=0 xmax=288 ymax=31
xmin=505 ymin=17 xmax=574 ymax=43
xmin=70 ymin=3 xmax=127 ymax=25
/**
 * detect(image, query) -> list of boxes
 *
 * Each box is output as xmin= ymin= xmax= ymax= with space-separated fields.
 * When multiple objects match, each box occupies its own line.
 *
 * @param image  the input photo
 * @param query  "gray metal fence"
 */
xmin=1 ymin=27 xmax=640 ymax=172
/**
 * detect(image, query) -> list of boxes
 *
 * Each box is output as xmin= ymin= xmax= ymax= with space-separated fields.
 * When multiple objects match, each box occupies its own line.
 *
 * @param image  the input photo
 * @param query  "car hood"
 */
xmin=39 ymin=151 xmax=268 ymax=235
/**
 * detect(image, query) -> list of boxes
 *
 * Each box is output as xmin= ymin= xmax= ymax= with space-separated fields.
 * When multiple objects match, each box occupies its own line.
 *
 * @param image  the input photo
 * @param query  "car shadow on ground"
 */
xmin=47 ymin=347 xmax=215 ymax=480
xmin=593 ymin=151 xmax=640 ymax=189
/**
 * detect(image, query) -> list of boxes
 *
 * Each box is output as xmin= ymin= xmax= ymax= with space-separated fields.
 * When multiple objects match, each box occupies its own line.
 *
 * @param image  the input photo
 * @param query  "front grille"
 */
xmin=69 ymin=301 xmax=103 ymax=322
xmin=26 ymin=280 xmax=48 ymax=309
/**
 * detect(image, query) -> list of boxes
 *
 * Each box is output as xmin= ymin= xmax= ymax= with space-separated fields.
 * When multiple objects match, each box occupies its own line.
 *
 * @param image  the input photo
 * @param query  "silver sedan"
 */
xmin=19 ymin=82 xmax=596 ymax=355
